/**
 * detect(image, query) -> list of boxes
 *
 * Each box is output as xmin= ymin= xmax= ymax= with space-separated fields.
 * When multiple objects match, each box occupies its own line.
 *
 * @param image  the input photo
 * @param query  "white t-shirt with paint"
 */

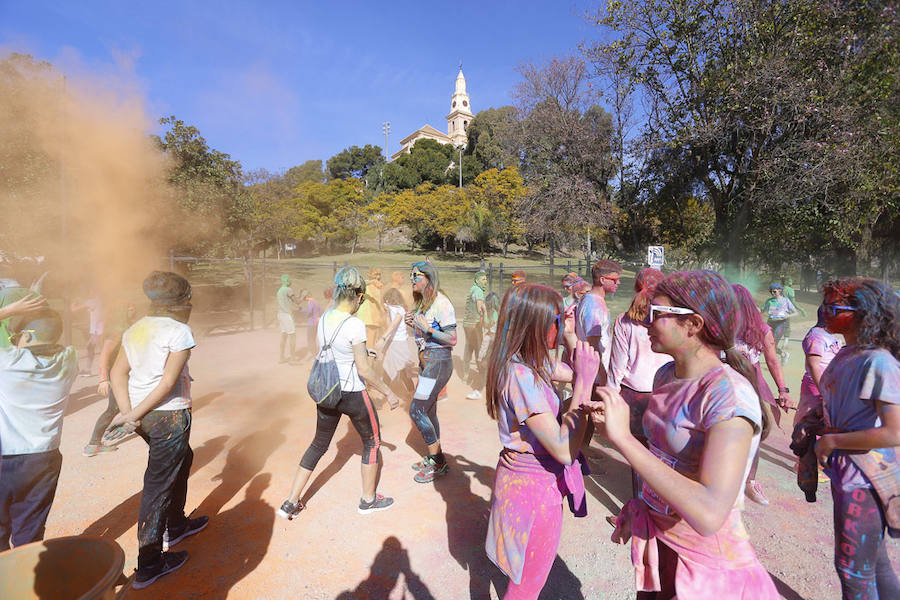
xmin=0 ymin=346 xmax=78 ymax=454
xmin=317 ymin=309 xmax=367 ymax=392
xmin=122 ymin=316 xmax=195 ymax=411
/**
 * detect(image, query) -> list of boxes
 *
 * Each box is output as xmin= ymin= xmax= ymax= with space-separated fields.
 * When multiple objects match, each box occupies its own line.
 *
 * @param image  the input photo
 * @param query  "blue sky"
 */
xmin=1 ymin=0 xmax=597 ymax=172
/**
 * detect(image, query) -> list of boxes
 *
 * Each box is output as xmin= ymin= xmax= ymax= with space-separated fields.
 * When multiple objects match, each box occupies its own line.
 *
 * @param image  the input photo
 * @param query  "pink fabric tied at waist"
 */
xmin=611 ymin=498 xmax=778 ymax=599
xmin=486 ymin=450 xmax=589 ymax=584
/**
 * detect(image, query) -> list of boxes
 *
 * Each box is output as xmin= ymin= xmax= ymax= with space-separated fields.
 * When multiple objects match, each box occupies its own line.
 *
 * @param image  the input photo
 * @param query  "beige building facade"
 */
xmin=391 ymin=69 xmax=473 ymax=160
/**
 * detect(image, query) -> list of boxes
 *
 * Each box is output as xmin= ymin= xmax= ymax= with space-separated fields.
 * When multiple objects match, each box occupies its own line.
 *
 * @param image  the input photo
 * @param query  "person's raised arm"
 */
xmin=0 ymin=293 xmax=47 ymax=321
xmin=352 ymin=341 xmax=400 ymax=410
xmin=592 ymin=387 xmax=755 ymax=536
xmin=526 ymin=341 xmax=599 ymax=465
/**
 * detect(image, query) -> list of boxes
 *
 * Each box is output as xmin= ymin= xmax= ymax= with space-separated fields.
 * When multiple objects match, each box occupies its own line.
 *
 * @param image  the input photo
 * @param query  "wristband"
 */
xmin=778 ymin=386 xmax=790 ymax=393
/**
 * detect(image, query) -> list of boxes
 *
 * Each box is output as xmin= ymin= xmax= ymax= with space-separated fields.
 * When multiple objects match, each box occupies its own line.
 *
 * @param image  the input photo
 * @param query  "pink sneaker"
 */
xmin=745 ymin=480 xmax=770 ymax=505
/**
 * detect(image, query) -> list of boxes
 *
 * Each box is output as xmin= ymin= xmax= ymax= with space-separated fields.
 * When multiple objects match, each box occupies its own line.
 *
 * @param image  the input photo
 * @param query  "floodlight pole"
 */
xmin=382 ymin=121 xmax=391 ymax=162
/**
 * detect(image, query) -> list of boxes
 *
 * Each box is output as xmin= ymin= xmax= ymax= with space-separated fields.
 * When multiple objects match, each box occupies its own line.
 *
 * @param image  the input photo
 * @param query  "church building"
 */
xmin=391 ymin=68 xmax=473 ymax=160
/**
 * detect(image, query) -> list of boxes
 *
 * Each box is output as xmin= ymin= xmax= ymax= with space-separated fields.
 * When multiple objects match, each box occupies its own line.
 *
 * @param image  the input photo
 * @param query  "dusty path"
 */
xmin=48 ymin=326 xmax=898 ymax=599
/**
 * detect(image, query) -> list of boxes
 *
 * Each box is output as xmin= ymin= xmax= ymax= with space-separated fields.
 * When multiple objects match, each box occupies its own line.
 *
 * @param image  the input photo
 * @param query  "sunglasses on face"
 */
xmin=601 ymin=274 xmax=620 ymax=282
xmin=644 ymin=304 xmax=696 ymax=324
xmin=823 ymin=303 xmax=856 ymax=316
xmin=409 ymin=273 xmax=424 ymax=282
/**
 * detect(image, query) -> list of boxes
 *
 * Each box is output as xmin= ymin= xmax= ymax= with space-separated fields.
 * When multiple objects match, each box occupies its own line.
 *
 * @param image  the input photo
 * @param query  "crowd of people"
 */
xmin=0 ymin=258 xmax=898 ymax=599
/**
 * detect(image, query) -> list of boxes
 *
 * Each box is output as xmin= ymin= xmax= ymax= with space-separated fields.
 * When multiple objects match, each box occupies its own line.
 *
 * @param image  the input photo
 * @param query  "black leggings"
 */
xmin=300 ymin=390 xmax=381 ymax=469
xmin=410 ymin=348 xmax=453 ymax=446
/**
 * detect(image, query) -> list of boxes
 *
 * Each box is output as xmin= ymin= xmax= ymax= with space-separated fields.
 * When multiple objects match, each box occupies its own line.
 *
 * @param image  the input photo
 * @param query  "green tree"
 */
xmin=465 ymin=106 xmax=520 ymax=170
xmin=284 ymin=159 xmax=325 ymax=186
xmin=468 ymin=168 xmax=527 ymax=257
xmin=326 ymin=144 xmax=384 ymax=180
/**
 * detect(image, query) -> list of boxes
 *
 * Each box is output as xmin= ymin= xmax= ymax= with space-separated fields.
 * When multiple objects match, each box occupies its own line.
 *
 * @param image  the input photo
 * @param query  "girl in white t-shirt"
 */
xmin=378 ymin=288 xmax=416 ymax=396
xmin=277 ymin=267 xmax=401 ymax=520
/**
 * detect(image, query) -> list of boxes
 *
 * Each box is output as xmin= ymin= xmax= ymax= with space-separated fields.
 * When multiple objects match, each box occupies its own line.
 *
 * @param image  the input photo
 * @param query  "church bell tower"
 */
xmin=446 ymin=68 xmax=473 ymax=147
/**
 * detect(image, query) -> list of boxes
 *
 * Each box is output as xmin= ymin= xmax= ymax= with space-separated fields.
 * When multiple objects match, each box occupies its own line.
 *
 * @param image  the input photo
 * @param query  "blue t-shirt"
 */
xmin=821 ymin=346 xmax=900 ymax=489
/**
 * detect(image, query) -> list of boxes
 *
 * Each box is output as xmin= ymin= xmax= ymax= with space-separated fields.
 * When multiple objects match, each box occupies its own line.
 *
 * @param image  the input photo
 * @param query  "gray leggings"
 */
xmin=410 ymin=347 xmax=453 ymax=446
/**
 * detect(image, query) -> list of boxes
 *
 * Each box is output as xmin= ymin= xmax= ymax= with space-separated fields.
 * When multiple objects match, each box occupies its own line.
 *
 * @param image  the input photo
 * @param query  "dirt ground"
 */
xmin=47 ymin=317 xmax=899 ymax=599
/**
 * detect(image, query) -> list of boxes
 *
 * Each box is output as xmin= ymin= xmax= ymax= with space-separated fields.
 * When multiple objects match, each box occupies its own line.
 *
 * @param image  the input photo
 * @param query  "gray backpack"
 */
xmin=307 ymin=315 xmax=350 ymax=409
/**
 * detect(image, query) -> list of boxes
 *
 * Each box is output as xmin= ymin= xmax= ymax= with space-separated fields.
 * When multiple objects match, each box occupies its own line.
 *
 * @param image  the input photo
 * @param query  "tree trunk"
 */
xmin=503 ymin=239 xmax=508 ymax=258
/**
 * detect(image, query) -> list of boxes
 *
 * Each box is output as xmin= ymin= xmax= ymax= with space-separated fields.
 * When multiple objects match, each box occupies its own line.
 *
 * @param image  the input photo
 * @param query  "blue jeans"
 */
xmin=410 ymin=347 xmax=453 ymax=446
xmin=0 ymin=449 xmax=62 ymax=550
xmin=136 ymin=409 xmax=193 ymax=570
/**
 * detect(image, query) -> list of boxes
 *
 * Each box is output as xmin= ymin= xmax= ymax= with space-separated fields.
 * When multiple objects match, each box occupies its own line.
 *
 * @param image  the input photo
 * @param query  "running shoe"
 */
xmin=358 ymin=494 xmax=394 ymax=514
xmin=82 ymin=444 xmax=118 ymax=457
xmin=411 ymin=456 xmax=433 ymax=471
xmin=132 ymin=551 xmax=188 ymax=590
xmin=745 ymin=480 xmax=770 ymax=505
xmin=414 ymin=461 xmax=449 ymax=483
xmin=466 ymin=390 xmax=482 ymax=400
xmin=276 ymin=499 xmax=305 ymax=520
xmin=163 ymin=516 xmax=209 ymax=550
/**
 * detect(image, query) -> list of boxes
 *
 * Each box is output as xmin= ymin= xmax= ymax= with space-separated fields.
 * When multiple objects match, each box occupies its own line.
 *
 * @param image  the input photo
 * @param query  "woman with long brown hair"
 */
xmin=404 ymin=261 xmax=457 ymax=483
xmin=484 ymin=283 xmax=599 ymax=600
xmin=593 ymin=270 xmax=777 ymax=598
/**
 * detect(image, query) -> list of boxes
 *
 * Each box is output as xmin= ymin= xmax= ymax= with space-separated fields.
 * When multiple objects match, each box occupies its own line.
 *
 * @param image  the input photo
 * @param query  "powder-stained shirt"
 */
xmin=608 ymin=314 xmax=672 ymax=393
xmin=276 ymin=285 xmax=295 ymax=314
xmin=497 ymin=362 xmax=558 ymax=454
xmin=463 ymin=283 xmax=486 ymax=326
xmin=821 ymin=346 xmax=900 ymax=490
xmin=317 ymin=309 xmax=367 ymax=392
xmin=761 ymin=296 xmax=796 ymax=321
xmin=414 ymin=293 xmax=456 ymax=350
xmin=0 ymin=346 xmax=78 ymax=454
xmin=642 ymin=362 xmax=762 ymax=515
xmin=122 ymin=316 xmax=195 ymax=411
xmin=801 ymin=327 xmax=842 ymax=397
xmin=575 ymin=292 xmax=611 ymax=367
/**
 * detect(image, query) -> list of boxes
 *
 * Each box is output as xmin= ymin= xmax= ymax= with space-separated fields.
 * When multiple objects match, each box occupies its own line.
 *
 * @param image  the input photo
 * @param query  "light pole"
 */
xmin=458 ymin=145 xmax=463 ymax=188
xmin=382 ymin=121 xmax=391 ymax=161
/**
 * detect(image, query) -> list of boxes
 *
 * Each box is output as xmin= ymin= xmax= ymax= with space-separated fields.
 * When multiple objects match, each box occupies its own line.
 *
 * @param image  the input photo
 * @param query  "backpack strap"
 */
xmin=321 ymin=313 xmax=350 ymax=351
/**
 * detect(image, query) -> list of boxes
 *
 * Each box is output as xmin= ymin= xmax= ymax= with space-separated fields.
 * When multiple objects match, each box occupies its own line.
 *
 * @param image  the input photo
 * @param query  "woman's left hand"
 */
xmin=815 ymin=434 xmax=837 ymax=468
xmin=591 ymin=386 xmax=631 ymax=446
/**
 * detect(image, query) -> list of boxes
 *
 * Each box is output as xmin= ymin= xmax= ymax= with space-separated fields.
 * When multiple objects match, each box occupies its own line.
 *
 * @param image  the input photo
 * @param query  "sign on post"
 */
xmin=647 ymin=245 xmax=664 ymax=268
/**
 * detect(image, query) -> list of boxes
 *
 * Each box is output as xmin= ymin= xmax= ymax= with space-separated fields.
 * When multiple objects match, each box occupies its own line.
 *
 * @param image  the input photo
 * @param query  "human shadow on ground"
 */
xmin=761 ymin=441 xmax=798 ymax=463
xmin=430 ymin=453 xmax=508 ymax=599
xmin=194 ymin=421 xmax=286 ymax=518
xmin=82 ymin=435 xmax=228 ymax=540
xmin=158 ymin=473 xmax=275 ymax=599
xmin=758 ymin=448 xmax=796 ymax=473
xmin=335 ymin=536 xmax=436 ymax=600
xmin=63 ymin=386 xmax=103 ymax=417
xmin=769 ymin=572 xmax=805 ymax=600
xmin=580 ymin=444 xmax=634 ymax=517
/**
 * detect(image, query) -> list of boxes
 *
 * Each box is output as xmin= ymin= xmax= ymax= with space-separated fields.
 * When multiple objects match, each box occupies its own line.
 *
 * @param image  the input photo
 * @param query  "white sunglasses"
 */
xmin=645 ymin=304 xmax=696 ymax=324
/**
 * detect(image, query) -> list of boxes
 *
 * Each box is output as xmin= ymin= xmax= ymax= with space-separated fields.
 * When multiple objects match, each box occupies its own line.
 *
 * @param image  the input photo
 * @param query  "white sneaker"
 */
xmin=466 ymin=390 xmax=482 ymax=400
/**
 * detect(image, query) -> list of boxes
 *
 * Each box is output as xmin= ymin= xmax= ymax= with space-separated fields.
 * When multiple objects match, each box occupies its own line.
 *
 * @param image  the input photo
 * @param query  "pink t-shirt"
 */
xmin=608 ymin=314 xmax=672 ymax=392
xmin=641 ymin=362 xmax=762 ymax=515
xmin=801 ymin=326 xmax=842 ymax=397
xmin=496 ymin=362 xmax=559 ymax=455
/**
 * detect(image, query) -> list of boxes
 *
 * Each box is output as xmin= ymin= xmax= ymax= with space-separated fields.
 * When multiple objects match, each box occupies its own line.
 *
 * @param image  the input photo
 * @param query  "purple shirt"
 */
xmin=497 ymin=362 xmax=559 ymax=455
xmin=304 ymin=299 xmax=323 ymax=326
xmin=821 ymin=346 xmax=900 ymax=490
xmin=801 ymin=326 xmax=842 ymax=397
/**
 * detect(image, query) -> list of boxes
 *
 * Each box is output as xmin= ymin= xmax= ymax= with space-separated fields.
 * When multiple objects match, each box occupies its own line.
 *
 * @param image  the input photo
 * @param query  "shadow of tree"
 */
xmin=335 ymin=536 xmax=436 ymax=600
